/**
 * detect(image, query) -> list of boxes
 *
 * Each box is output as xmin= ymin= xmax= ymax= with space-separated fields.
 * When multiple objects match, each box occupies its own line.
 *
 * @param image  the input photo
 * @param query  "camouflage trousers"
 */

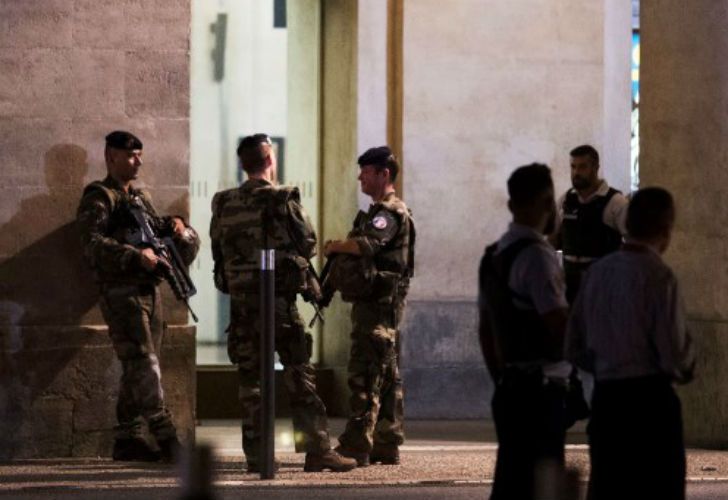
xmin=338 ymin=301 xmax=405 ymax=453
xmin=99 ymin=284 xmax=177 ymax=442
xmin=228 ymin=294 xmax=331 ymax=461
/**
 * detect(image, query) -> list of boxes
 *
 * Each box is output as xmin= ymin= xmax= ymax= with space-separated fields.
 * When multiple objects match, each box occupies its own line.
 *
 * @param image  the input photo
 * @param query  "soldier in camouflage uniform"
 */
xmin=76 ymin=131 xmax=200 ymax=462
xmin=209 ymin=133 xmax=356 ymax=473
xmin=324 ymin=146 xmax=415 ymax=467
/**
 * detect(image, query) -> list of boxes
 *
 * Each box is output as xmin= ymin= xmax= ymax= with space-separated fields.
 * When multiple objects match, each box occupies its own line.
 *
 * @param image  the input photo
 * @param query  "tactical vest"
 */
xmin=84 ymin=180 xmax=166 ymax=240
xmin=80 ymin=178 xmax=161 ymax=284
xmin=479 ymin=239 xmax=551 ymax=364
xmin=212 ymin=180 xmax=314 ymax=295
xmin=329 ymin=195 xmax=416 ymax=303
xmin=561 ymin=188 xmax=622 ymax=259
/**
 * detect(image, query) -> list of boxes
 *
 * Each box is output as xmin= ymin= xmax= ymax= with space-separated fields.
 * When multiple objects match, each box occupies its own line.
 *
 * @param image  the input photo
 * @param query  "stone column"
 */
xmin=319 ymin=0 xmax=360 ymax=417
xmin=0 ymin=0 xmax=195 ymax=458
xmin=641 ymin=0 xmax=728 ymax=448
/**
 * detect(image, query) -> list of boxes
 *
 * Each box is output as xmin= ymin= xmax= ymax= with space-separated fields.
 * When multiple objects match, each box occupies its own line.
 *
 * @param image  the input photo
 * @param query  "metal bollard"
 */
xmin=259 ymin=249 xmax=276 ymax=480
xmin=178 ymin=444 xmax=216 ymax=500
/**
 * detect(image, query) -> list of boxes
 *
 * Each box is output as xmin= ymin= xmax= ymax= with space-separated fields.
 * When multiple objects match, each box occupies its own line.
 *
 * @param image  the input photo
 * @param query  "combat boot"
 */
xmin=369 ymin=443 xmax=400 ymax=465
xmin=304 ymin=449 xmax=358 ymax=472
xmin=332 ymin=445 xmax=369 ymax=467
xmin=112 ymin=437 xmax=161 ymax=462
xmin=157 ymin=436 xmax=183 ymax=463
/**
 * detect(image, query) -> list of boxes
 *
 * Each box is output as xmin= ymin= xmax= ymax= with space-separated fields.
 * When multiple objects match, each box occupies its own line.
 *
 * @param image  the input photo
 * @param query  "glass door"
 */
xmin=190 ymin=0 xmax=322 ymax=366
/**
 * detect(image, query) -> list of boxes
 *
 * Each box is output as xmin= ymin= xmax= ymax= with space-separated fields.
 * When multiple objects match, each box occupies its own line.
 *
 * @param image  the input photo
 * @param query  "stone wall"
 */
xmin=0 ymin=0 xmax=194 ymax=458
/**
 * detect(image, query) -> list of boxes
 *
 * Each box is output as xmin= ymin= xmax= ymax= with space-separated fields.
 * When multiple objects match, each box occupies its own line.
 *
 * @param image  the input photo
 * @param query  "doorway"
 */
xmin=189 ymin=0 xmax=323 ymax=370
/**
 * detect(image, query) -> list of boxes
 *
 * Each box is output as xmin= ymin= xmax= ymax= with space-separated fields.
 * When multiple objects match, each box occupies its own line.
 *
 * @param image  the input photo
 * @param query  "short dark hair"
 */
xmin=626 ymin=187 xmax=675 ymax=240
xmin=507 ymin=163 xmax=553 ymax=207
xmin=236 ymin=133 xmax=272 ymax=173
xmin=358 ymin=146 xmax=399 ymax=182
xmin=570 ymin=144 xmax=599 ymax=165
xmin=105 ymin=130 xmax=142 ymax=150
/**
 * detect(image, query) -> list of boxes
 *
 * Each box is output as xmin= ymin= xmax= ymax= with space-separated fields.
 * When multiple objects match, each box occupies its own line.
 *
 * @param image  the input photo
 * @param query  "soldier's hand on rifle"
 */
xmin=140 ymin=248 xmax=160 ymax=271
xmin=324 ymin=239 xmax=361 ymax=257
xmin=323 ymin=240 xmax=336 ymax=256
xmin=302 ymin=271 xmax=323 ymax=304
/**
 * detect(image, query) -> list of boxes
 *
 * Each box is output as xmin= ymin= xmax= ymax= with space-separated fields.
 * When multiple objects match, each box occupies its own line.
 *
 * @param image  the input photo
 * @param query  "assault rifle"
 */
xmin=127 ymin=198 xmax=199 ymax=322
xmin=305 ymin=256 xmax=336 ymax=329
xmin=303 ymin=262 xmax=325 ymax=329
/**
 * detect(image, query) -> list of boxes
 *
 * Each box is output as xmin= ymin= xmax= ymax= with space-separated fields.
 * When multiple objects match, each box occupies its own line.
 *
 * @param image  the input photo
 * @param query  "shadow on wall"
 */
xmin=0 ymin=144 xmax=99 ymax=324
xmin=0 ymin=144 xmax=103 ymax=458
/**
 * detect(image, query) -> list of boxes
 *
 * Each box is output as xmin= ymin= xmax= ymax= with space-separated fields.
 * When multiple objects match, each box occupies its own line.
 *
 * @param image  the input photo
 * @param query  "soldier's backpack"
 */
xmin=212 ymin=183 xmax=312 ymax=295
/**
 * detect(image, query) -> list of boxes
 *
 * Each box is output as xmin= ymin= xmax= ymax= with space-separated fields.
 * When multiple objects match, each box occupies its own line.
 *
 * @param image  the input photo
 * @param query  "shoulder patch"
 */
xmin=82 ymin=182 xmax=119 ymax=211
xmin=372 ymin=215 xmax=388 ymax=230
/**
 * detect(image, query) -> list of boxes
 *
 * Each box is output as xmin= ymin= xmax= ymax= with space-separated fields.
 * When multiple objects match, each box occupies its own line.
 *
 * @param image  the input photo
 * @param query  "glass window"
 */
xmin=190 ymin=0 xmax=321 ymax=366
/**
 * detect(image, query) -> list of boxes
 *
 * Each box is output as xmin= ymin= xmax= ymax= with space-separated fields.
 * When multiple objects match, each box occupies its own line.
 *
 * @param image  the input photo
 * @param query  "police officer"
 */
xmin=324 ymin=146 xmax=415 ymax=467
xmin=209 ymin=133 xmax=356 ymax=473
xmin=552 ymin=145 xmax=628 ymax=303
xmin=77 ymin=131 xmax=200 ymax=462
xmin=479 ymin=163 xmax=570 ymax=499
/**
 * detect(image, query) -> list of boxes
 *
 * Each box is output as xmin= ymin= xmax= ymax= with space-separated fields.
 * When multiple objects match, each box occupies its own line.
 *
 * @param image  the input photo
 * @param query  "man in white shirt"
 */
xmin=567 ymin=187 xmax=695 ymax=500
xmin=479 ymin=163 xmax=571 ymax=500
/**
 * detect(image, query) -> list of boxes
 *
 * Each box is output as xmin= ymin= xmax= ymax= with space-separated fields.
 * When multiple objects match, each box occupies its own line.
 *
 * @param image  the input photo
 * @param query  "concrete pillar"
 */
xmin=0 ymin=0 xmax=195 ymax=458
xmin=319 ymin=0 xmax=360 ymax=416
xmin=641 ymin=0 xmax=728 ymax=448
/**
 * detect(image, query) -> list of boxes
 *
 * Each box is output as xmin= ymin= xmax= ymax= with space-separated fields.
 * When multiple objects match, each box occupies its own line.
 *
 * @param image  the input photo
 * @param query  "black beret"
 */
xmin=357 ymin=146 xmax=393 ymax=167
xmin=105 ymin=130 xmax=143 ymax=150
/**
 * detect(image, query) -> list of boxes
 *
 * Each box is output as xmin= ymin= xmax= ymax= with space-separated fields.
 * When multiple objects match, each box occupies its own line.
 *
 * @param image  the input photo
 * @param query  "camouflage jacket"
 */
xmin=209 ymin=178 xmax=316 ymax=295
xmin=76 ymin=176 xmax=190 ymax=286
xmin=329 ymin=192 xmax=416 ymax=303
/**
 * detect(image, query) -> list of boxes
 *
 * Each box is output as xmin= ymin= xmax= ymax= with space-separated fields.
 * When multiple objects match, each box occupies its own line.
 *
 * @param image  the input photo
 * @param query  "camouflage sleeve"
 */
xmin=156 ymin=215 xmax=177 ymax=236
xmin=209 ymin=192 xmax=224 ymax=264
xmin=351 ymin=208 xmax=400 ymax=257
xmin=173 ymin=223 xmax=201 ymax=266
xmin=76 ymin=191 xmax=141 ymax=273
xmin=287 ymin=199 xmax=317 ymax=259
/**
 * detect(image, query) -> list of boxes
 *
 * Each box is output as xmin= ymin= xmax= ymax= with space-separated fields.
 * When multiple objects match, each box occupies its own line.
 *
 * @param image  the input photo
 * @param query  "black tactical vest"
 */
xmin=79 ymin=179 xmax=162 ymax=285
xmin=479 ymin=239 xmax=551 ymax=364
xmin=83 ymin=181 xmax=159 ymax=246
xmin=561 ymin=188 xmax=622 ymax=258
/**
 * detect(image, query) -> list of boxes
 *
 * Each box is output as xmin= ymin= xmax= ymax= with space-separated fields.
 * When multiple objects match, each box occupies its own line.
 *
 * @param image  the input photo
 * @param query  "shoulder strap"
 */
xmin=277 ymin=186 xmax=311 ymax=258
xmin=604 ymin=187 xmax=620 ymax=202
xmin=272 ymin=185 xmax=300 ymax=205
xmin=134 ymin=189 xmax=158 ymax=216
xmin=380 ymin=196 xmax=407 ymax=220
xmin=563 ymin=189 xmax=579 ymax=208
xmin=82 ymin=181 xmax=120 ymax=212
xmin=491 ymin=238 xmax=540 ymax=303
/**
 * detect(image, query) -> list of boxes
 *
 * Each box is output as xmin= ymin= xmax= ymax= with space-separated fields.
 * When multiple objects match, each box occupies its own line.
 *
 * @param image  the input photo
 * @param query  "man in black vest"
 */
xmin=552 ymin=145 xmax=628 ymax=304
xmin=479 ymin=163 xmax=570 ymax=500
